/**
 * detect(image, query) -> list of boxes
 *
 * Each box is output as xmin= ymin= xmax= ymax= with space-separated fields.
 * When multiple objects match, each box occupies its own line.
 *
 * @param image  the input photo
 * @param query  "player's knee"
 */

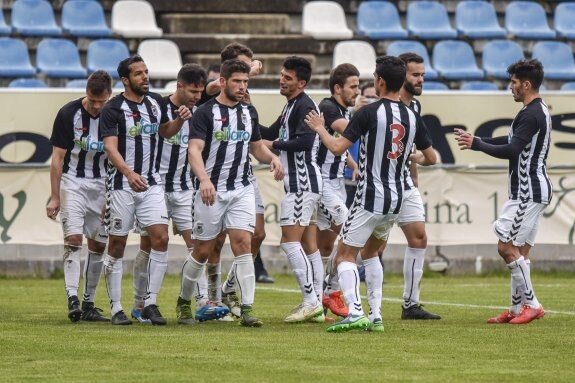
xmin=65 ymin=235 xmax=83 ymax=248
xmin=253 ymin=229 xmax=266 ymax=246
xmin=318 ymin=241 xmax=333 ymax=258
xmin=407 ymin=231 xmax=427 ymax=248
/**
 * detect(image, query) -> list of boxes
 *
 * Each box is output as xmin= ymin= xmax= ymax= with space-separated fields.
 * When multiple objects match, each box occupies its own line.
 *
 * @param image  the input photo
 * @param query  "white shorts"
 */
xmin=493 ymin=199 xmax=547 ymax=247
xmin=165 ymin=190 xmax=194 ymax=232
xmin=252 ymin=178 xmax=265 ymax=215
xmin=397 ymin=187 xmax=425 ymax=226
xmin=60 ymin=175 xmax=108 ymax=243
xmin=340 ymin=205 xmax=398 ymax=248
xmin=280 ymin=191 xmax=320 ymax=227
xmin=107 ymin=185 xmax=169 ymax=236
xmin=192 ymin=185 xmax=256 ymax=241
xmin=317 ymin=178 xmax=348 ymax=231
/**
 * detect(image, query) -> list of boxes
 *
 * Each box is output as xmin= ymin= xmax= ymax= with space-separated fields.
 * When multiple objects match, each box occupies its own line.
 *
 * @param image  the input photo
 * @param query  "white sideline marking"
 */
xmin=256 ymin=286 xmax=575 ymax=316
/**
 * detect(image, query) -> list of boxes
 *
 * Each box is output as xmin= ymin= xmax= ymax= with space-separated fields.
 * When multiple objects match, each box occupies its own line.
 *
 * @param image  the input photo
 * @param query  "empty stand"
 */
xmin=386 ymin=40 xmax=438 ymax=80
xmin=406 ymin=1 xmax=457 ymax=39
xmin=0 ymin=38 xmax=36 ymax=77
xmin=424 ymin=82 xmax=449 ymax=91
xmin=554 ymin=2 xmax=575 ymax=40
xmin=9 ymin=78 xmax=47 ymax=88
xmin=505 ymin=1 xmax=556 ymax=39
xmin=0 ymin=10 xmax=11 ymax=35
xmin=532 ymin=41 xmax=575 ymax=80
xmin=87 ymin=39 xmax=130 ymax=79
xmin=560 ymin=82 xmax=575 ymax=91
xmin=65 ymin=79 xmax=89 ymax=89
xmin=11 ymin=0 xmax=61 ymax=36
xmin=62 ymin=0 xmax=112 ymax=37
xmin=460 ymin=81 xmax=499 ymax=91
xmin=138 ymin=39 xmax=182 ymax=80
xmin=333 ymin=41 xmax=376 ymax=80
xmin=112 ymin=0 xmax=163 ymax=38
xmin=432 ymin=40 xmax=484 ymax=80
xmin=357 ymin=2 xmax=408 ymax=39
xmin=36 ymin=38 xmax=87 ymax=78
xmin=482 ymin=40 xmax=524 ymax=79
xmin=302 ymin=1 xmax=353 ymax=39
xmin=164 ymin=80 xmax=178 ymax=92
xmin=455 ymin=1 xmax=506 ymax=39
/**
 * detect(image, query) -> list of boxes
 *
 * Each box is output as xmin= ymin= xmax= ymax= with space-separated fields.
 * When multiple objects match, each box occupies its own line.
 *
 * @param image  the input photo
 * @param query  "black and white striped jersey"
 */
xmin=50 ymin=98 xmax=107 ymax=178
xmin=402 ymin=98 xmax=424 ymax=191
xmin=508 ymin=98 xmax=552 ymax=204
xmin=317 ymin=97 xmax=349 ymax=180
xmin=189 ymin=98 xmax=262 ymax=192
xmin=99 ymin=92 xmax=168 ymax=190
xmin=156 ymin=97 xmax=194 ymax=192
xmin=342 ymin=99 xmax=432 ymax=214
xmin=265 ymin=92 xmax=322 ymax=194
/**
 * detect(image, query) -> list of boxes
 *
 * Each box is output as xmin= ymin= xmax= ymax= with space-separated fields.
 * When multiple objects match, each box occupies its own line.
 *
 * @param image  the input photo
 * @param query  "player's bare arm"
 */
xmin=250 ymin=140 xmax=285 ymax=181
xmin=345 ymin=154 xmax=359 ymax=182
xmin=304 ymin=110 xmax=352 ymax=156
xmin=188 ymin=138 xmax=215 ymax=206
xmin=158 ymin=105 xmax=192 ymax=139
xmin=47 ymin=146 xmax=66 ymax=220
xmin=410 ymin=147 xmax=437 ymax=166
xmin=103 ymin=135 xmax=148 ymax=192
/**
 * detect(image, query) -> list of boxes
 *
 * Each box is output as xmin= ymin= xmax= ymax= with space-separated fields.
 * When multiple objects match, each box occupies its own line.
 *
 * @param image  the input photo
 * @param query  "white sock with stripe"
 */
xmin=234 ymin=254 xmax=256 ymax=306
xmin=104 ymin=254 xmax=123 ymax=316
xmin=403 ymin=247 xmax=425 ymax=309
xmin=307 ymin=250 xmax=324 ymax=302
xmin=337 ymin=261 xmax=364 ymax=316
xmin=363 ymin=256 xmax=383 ymax=322
xmin=179 ymin=253 xmax=205 ymax=302
xmin=282 ymin=242 xmax=317 ymax=305
xmin=63 ymin=245 xmax=82 ymax=298
xmin=144 ymin=249 xmax=168 ymax=307
xmin=132 ymin=249 xmax=149 ymax=308
xmin=82 ymin=250 xmax=104 ymax=303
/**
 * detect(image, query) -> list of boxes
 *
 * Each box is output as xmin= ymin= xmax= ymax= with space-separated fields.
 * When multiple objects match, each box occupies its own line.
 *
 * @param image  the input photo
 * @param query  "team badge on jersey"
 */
xmin=151 ymin=104 xmax=158 ymax=117
xmin=241 ymin=112 xmax=249 ymax=126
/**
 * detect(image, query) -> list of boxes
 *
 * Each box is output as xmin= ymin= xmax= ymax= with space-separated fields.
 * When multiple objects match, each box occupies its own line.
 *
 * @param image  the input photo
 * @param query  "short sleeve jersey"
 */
xmin=317 ymin=97 xmax=349 ymax=180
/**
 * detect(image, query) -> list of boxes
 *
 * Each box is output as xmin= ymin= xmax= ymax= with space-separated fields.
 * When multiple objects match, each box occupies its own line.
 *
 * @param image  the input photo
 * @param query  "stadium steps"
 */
xmin=159 ymin=14 xmax=290 ymax=35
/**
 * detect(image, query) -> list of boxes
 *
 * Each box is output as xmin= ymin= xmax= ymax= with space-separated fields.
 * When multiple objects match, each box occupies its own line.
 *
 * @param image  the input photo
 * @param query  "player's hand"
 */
xmin=304 ymin=111 xmax=324 ymax=132
xmin=127 ymin=172 xmax=149 ymax=192
xmin=46 ymin=198 xmax=60 ymax=220
xmin=261 ymin=140 xmax=274 ymax=150
xmin=351 ymin=165 xmax=359 ymax=182
xmin=269 ymin=156 xmax=284 ymax=181
xmin=355 ymin=95 xmax=369 ymax=111
xmin=249 ymin=60 xmax=263 ymax=77
xmin=454 ymin=128 xmax=474 ymax=150
xmin=199 ymin=179 xmax=216 ymax=206
xmin=176 ymin=105 xmax=192 ymax=120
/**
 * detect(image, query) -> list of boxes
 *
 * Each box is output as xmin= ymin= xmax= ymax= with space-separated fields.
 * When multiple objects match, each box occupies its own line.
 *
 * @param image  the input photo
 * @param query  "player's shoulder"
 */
xmin=146 ymin=91 xmax=165 ymax=105
xmin=318 ymin=97 xmax=338 ymax=110
xmin=103 ymin=93 xmax=125 ymax=110
xmin=58 ymin=97 xmax=84 ymax=117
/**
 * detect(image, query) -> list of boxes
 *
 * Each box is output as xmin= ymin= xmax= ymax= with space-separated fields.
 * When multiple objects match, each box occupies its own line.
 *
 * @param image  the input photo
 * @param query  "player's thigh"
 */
xmin=397 ymin=188 xmax=425 ymax=226
xmin=166 ymin=190 xmax=194 ymax=232
xmin=280 ymin=191 xmax=319 ymax=227
xmin=134 ymin=185 xmax=169 ymax=228
xmin=107 ymin=189 xmax=136 ymax=236
xmin=252 ymin=178 xmax=265 ymax=215
xmin=60 ymin=176 xmax=89 ymax=238
xmin=192 ymin=190 xmax=226 ymax=241
xmin=493 ymin=199 xmax=546 ymax=247
xmin=317 ymin=178 xmax=348 ymax=231
xmin=225 ymin=186 xmax=256 ymax=233
xmin=83 ymin=179 xmax=107 ymax=243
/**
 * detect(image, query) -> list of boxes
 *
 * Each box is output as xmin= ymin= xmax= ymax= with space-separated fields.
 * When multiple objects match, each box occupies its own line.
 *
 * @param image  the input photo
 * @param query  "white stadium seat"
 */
xmin=138 ymin=39 xmax=182 ymax=80
xmin=333 ymin=41 xmax=376 ymax=79
xmin=112 ymin=0 xmax=163 ymax=38
xmin=302 ymin=1 xmax=353 ymax=39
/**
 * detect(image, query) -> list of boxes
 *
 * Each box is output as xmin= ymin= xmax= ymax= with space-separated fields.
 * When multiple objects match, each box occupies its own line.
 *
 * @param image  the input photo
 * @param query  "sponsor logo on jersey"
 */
xmin=165 ymin=130 xmax=189 ymax=146
xmin=128 ymin=122 xmax=160 ymax=137
xmin=74 ymin=135 xmax=105 ymax=152
xmin=213 ymin=127 xmax=251 ymax=142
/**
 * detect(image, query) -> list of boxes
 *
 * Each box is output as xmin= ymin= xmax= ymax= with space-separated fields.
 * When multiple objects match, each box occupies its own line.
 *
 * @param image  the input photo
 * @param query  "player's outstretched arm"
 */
xmin=304 ymin=110 xmax=352 ymax=156
xmin=188 ymin=138 xmax=216 ymax=206
xmin=250 ymin=140 xmax=285 ymax=181
xmin=454 ymin=128 xmax=526 ymax=159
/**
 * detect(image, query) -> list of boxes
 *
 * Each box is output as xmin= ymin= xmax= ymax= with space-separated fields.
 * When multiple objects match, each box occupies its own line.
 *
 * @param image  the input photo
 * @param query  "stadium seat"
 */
xmin=532 ymin=41 xmax=575 ymax=80
xmin=87 ymin=39 xmax=130 ymax=78
xmin=432 ymin=40 xmax=484 ymax=80
xmin=424 ymin=82 xmax=449 ymax=91
xmin=112 ymin=0 xmax=163 ymax=38
xmin=164 ymin=80 xmax=178 ymax=92
xmin=9 ymin=78 xmax=47 ymax=88
xmin=406 ymin=1 xmax=457 ymax=39
xmin=560 ymin=82 xmax=575 ymax=91
xmin=505 ymin=1 xmax=556 ymax=39
xmin=62 ymin=1 xmax=112 ymax=37
xmin=302 ymin=1 xmax=353 ymax=39
xmin=460 ymin=81 xmax=499 ymax=91
xmin=333 ymin=41 xmax=376 ymax=80
xmin=36 ymin=38 xmax=87 ymax=78
xmin=455 ymin=1 xmax=506 ymax=39
xmin=66 ymin=79 xmax=88 ymax=89
xmin=0 ymin=10 xmax=11 ymax=35
xmin=386 ymin=40 xmax=438 ymax=80
xmin=482 ymin=40 xmax=525 ymax=79
xmin=0 ymin=38 xmax=36 ymax=77
xmin=357 ymin=2 xmax=408 ymax=39
xmin=137 ymin=39 xmax=182 ymax=80
xmin=114 ymin=80 xmax=124 ymax=89
xmin=11 ymin=0 xmax=61 ymax=36
xmin=555 ymin=3 xmax=575 ymax=40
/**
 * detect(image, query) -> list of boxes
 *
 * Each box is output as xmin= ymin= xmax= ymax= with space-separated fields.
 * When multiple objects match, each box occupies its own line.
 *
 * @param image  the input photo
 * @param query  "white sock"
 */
xmin=403 ymin=247 xmax=425 ymax=309
xmin=516 ymin=256 xmax=540 ymax=308
xmin=207 ymin=262 xmax=222 ymax=302
xmin=234 ymin=254 xmax=256 ymax=306
xmin=133 ymin=249 xmax=149 ymax=308
xmin=338 ymin=261 xmax=364 ymax=316
xmin=63 ymin=245 xmax=82 ymax=298
xmin=179 ymin=253 xmax=205 ymax=301
xmin=104 ymin=255 xmax=123 ymax=316
xmin=363 ymin=257 xmax=383 ymax=322
xmin=144 ymin=249 xmax=168 ymax=307
xmin=324 ymin=247 xmax=339 ymax=294
xmin=525 ymin=258 xmax=531 ymax=273
xmin=282 ymin=242 xmax=317 ymax=305
xmin=307 ymin=250 xmax=324 ymax=302
xmin=222 ymin=262 xmax=237 ymax=295
xmin=195 ymin=270 xmax=209 ymax=309
xmin=508 ymin=256 xmax=540 ymax=312
xmin=82 ymin=250 xmax=103 ymax=303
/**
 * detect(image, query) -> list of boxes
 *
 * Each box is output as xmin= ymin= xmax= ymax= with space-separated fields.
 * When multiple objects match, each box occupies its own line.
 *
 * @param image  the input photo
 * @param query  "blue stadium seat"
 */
xmin=455 ymin=1 xmax=506 ymax=39
xmin=424 ymin=81 xmax=449 ymax=91
xmin=0 ymin=38 xmax=36 ymax=77
xmin=555 ymin=3 xmax=575 ymax=40
xmin=406 ymin=1 xmax=457 ymax=39
xmin=532 ymin=41 xmax=575 ymax=80
xmin=12 ymin=0 xmax=61 ymax=36
xmin=62 ymin=0 xmax=112 ymax=37
xmin=357 ymin=2 xmax=408 ymax=39
xmin=432 ymin=40 xmax=484 ymax=80
xmin=560 ymin=82 xmax=575 ymax=91
xmin=386 ymin=40 xmax=438 ymax=80
xmin=482 ymin=40 xmax=524 ymax=79
xmin=87 ymin=39 xmax=130 ymax=78
xmin=36 ymin=38 xmax=87 ymax=78
xmin=460 ymin=81 xmax=499 ymax=91
xmin=0 ymin=10 xmax=11 ymax=35
xmin=9 ymin=78 xmax=47 ymax=88
xmin=66 ymin=79 xmax=88 ymax=89
xmin=505 ymin=1 xmax=556 ymax=39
